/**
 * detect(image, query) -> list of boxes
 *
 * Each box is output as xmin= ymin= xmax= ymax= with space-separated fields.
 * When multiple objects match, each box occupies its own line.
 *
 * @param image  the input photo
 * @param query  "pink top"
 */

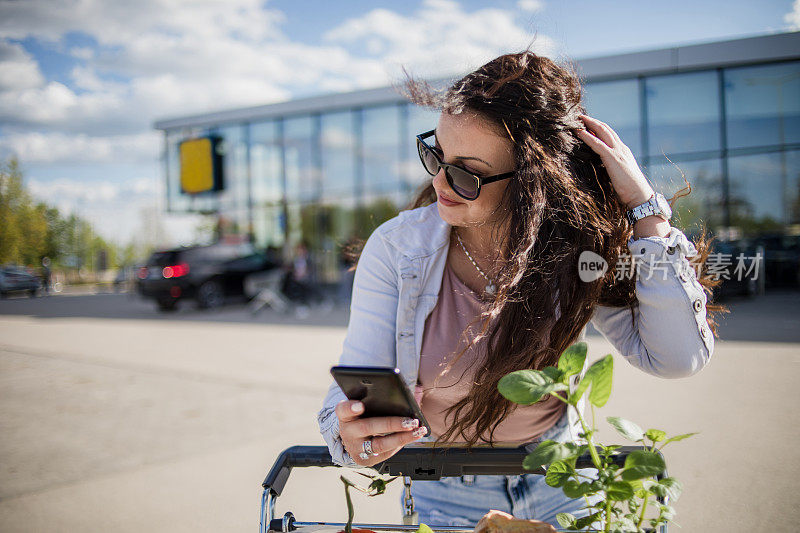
xmin=414 ymin=261 xmax=566 ymax=444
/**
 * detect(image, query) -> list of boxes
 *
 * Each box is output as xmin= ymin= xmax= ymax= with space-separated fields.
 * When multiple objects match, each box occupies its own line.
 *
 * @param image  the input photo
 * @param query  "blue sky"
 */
xmin=0 ymin=0 xmax=798 ymax=247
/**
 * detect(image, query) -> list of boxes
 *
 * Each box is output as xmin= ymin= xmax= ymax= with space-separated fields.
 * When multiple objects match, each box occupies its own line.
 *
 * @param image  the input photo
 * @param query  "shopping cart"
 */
xmin=259 ymin=445 xmax=669 ymax=533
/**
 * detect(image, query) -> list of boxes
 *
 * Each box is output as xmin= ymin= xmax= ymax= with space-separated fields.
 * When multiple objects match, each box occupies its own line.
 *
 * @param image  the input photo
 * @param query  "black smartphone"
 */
xmin=330 ymin=365 xmax=431 ymax=436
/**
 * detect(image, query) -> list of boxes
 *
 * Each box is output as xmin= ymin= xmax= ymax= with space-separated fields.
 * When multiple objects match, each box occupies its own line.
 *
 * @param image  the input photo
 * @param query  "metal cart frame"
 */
xmin=259 ymin=445 xmax=669 ymax=533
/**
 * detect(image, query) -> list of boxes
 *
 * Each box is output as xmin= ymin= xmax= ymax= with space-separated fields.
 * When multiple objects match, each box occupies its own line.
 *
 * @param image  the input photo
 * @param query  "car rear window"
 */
xmin=146 ymin=251 xmax=180 ymax=267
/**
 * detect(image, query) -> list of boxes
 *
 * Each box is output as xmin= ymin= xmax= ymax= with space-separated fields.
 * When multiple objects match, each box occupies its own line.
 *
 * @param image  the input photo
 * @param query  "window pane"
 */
xmin=362 ymin=105 xmax=401 ymax=197
xmin=284 ymin=116 xmax=318 ymax=203
xmin=724 ymin=61 xmax=800 ymax=150
xmin=253 ymin=205 xmax=285 ymax=250
xmin=647 ymin=158 xmax=723 ymax=233
xmin=584 ymin=79 xmax=642 ymax=159
xmin=729 ymin=150 xmax=800 ymax=236
xmin=320 ymin=110 xmax=357 ymax=201
xmin=315 ymin=197 xmax=359 ymax=284
xmin=646 ymin=71 xmax=720 ymax=156
xmin=251 ymin=121 xmax=282 ymax=205
xmin=217 ymin=125 xmax=248 ymax=213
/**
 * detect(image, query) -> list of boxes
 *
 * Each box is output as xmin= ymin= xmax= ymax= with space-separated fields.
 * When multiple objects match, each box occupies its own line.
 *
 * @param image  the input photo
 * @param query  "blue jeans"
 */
xmin=399 ymin=408 xmax=604 ymax=530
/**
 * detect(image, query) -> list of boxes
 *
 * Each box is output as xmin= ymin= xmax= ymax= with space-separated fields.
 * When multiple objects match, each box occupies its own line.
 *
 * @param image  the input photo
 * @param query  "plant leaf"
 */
xmin=659 ymin=477 xmax=683 ymax=501
xmin=542 ymin=366 xmax=565 ymax=384
xmin=621 ymin=450 xmax=666 ymax=481
xmin=558 ymin=342 xmax=587 ymax=379
xmin=659 ymin=504 xmax=676 ymax=520
xmin=663 ymin=432 xmax=699 ymax=445
xmin=498 ymin=370 xmax=554 ymax=405
xmin=574 ymin=511 xmax=604 ymax=530
xmin=563 ymin=479 xmax=594 ymax=498
xmin=568 ymin=354 xmax=614 ymax=406
xmin=556 ymin=513 xmax=576 ymax=529
xmin=606 ymin=480 xmax=635 ymax=501
xmin=606 ymin=416 xmax=645 ymax=442
xmin=545 ymin=461 xmax=572 ymax=488
xmin=522 ymin=440 xmax=574 ymax=471
xmin=586 ymin=355 xmax=613 ymax=407
xmin=645 ymin=429 xmax=667 ymax=442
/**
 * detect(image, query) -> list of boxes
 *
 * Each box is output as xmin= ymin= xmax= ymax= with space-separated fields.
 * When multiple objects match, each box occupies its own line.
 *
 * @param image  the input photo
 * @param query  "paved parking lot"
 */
xmin=0 ymin=290 xmax=798 ymax=532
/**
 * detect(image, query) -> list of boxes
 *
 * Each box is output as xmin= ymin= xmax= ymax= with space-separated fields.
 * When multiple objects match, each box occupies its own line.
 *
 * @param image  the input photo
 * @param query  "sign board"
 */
xmin=179 ymin=136 xmax=225 ymax=194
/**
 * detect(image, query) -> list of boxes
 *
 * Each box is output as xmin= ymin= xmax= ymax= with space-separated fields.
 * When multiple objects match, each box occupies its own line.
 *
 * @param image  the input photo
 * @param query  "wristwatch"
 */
xmin=625 ymin=192 xmax=672 ymax=226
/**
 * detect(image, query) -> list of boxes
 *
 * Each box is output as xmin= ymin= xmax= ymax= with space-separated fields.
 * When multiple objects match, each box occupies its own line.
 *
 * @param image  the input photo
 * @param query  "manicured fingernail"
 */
xmin=351 ymin=402 xmax=364 ymax=413
xmin=401 ymin=418 xmax=419 ymax=429
xmin=413 ymin=427 xmax=427 ymax=437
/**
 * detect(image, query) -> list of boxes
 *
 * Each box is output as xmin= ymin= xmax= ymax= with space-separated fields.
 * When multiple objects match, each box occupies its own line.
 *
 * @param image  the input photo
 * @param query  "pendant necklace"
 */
xmin=454 ymin=229 xmax=497 ymax=296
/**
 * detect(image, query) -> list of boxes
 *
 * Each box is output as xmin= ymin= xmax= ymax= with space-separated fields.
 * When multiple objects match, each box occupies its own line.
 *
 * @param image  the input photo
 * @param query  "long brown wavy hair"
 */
xmin=348 ymin=46 xmax=728 ymax=447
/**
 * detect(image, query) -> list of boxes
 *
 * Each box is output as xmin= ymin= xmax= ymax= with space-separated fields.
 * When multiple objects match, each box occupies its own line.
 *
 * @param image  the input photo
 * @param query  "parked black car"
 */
xmin=707 ymin=239 xmax=760 ymax=299
xmin=744 ymin=233 xmax=800 ymax=288
xmin=136 ymin=242 xmax=280 ymax=312
xmin=0 ymin=265 xmax=41 ymax=298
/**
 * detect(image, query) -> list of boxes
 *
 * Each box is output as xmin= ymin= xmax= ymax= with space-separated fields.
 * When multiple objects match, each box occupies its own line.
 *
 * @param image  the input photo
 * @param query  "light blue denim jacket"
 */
xmin=317 ymin=202 xmax=714 ymax=466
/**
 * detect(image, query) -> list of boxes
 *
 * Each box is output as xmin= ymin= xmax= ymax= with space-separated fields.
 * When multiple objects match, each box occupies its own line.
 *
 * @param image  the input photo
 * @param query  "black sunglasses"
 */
xmin=416 ymin=129 xmax=515 ymax=201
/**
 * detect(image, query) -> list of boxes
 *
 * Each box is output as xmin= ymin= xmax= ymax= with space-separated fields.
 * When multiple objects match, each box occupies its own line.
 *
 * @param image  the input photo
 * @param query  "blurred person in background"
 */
xmin=41 ymin=257 xmax=51 ymax=295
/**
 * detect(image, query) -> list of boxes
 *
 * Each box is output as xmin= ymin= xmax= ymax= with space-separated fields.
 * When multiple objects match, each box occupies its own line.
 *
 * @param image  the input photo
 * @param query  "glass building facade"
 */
xmin=155 ymin=31 xmax=800 ymax=285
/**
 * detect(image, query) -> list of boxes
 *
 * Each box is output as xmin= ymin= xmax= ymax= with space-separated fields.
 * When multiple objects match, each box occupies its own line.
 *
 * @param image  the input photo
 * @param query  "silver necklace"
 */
xmin=454 ymin=229 xmax=497 ymax=296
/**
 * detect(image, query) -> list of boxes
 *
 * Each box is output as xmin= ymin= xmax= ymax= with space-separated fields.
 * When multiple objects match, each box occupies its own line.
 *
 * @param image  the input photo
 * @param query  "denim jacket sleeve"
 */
xmin=590 ymin=226 xmax=714 ymax=379
xmin=316 ymin=225 xmax=400 ymax=466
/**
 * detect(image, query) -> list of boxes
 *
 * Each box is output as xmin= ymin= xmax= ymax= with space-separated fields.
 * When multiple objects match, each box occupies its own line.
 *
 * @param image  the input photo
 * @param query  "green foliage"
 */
xmin=498 ymin=342 xmax=698 ymax=532
xmin=498 ymin=370 xmax=568 ymax=406
xmin=0 ymin=156 xmax=136 ymax=274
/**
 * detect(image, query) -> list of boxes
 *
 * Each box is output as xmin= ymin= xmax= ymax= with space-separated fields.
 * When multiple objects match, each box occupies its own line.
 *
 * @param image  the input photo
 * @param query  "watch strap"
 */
xmin=626 ymin=193 xmax=670 ymax=225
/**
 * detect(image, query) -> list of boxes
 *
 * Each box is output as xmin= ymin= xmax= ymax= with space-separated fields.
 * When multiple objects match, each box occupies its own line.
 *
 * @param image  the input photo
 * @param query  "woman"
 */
xmin=317 ymin=49 xmax=724 ymax=528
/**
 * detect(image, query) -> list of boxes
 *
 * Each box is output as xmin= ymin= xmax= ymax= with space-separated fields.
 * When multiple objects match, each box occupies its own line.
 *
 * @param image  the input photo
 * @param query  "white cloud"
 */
xmin=0 ymin=131 xmax=159 ymax=163
xmin=0 ymin=40 xmax=45 ymax=90
xmin=0 ymin=0 xmax=548 ymax=144
xmin=517 ymin=0 xmax=545 ymax=13
xmin=322 ymin=0 xmax=556 ymax=81
xmin=28 ymin=175 xmax=157 ymax=204
xmin=785 ymin=0 xmax=800 ymax=30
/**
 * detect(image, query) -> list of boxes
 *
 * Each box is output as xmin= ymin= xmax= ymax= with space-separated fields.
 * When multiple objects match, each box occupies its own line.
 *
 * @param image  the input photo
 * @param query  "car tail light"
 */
xmin=138 ymin=266 xmax=149 ymax=279
xmin=162 ymin=263 xmax=190 ymax=278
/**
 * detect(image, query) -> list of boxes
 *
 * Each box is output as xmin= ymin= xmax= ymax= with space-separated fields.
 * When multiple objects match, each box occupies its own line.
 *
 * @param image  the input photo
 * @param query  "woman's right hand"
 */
xmin=335 ymin=399 xmax=428 ymax=467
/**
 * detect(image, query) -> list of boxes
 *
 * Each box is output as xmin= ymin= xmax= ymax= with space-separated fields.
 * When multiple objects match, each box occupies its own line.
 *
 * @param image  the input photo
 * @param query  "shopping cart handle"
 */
xmin=261 ymin=445 xmax=661 ymax=497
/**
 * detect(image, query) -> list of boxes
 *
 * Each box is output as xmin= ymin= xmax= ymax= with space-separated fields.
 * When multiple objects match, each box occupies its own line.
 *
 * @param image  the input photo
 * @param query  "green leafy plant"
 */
xmin=497 ymin=342 xmax=697 ymax=533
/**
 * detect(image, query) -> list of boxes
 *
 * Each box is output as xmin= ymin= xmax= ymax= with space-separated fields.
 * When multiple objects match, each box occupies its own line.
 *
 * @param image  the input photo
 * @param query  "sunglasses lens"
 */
xmin=447 ymin=167 xmax=479 ymax=200
xmin=417 ymin=137 xmax=480 ymax=200
xmin=417 ymin=141 xmax=439 ymax=176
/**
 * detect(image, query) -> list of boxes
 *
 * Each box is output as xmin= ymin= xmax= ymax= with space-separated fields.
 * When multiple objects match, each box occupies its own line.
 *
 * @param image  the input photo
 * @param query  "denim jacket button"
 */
xmin=700 ymin=325 xmax=709 ymax=337
xmin=667 ymin=245 xmax=677 ymax=255
xmin=692 ymin=298 xmax=703 ymax=313
xmin=679 ymin=270 xmax=689 ymax=282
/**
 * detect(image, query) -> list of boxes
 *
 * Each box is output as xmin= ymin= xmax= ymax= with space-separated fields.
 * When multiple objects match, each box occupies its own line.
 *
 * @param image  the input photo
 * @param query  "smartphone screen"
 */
xmin=330 ymin=365 xmax=431 ymax=435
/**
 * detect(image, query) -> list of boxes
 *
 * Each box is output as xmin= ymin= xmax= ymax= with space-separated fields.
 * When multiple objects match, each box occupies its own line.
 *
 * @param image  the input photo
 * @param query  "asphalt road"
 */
xmin=0 ymin=289 xmax=798 ymax=532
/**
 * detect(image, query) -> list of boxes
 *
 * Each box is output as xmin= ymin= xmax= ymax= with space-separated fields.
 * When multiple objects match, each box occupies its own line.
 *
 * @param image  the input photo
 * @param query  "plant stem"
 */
xmin=573 ymin=403 xmax=603 ymax=470
xmin=567 ymin=398 xmax=611 ymax=531
xmin=636 ymin=491 xmax=650 ymax=531
xmin=341 ymin=476 xmax=355 ymax=533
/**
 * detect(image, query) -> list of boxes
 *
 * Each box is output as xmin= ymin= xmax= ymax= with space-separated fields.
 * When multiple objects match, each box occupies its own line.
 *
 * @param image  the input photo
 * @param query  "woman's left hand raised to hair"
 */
xmin=575 ymin=114 xmax=655 ymax=209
